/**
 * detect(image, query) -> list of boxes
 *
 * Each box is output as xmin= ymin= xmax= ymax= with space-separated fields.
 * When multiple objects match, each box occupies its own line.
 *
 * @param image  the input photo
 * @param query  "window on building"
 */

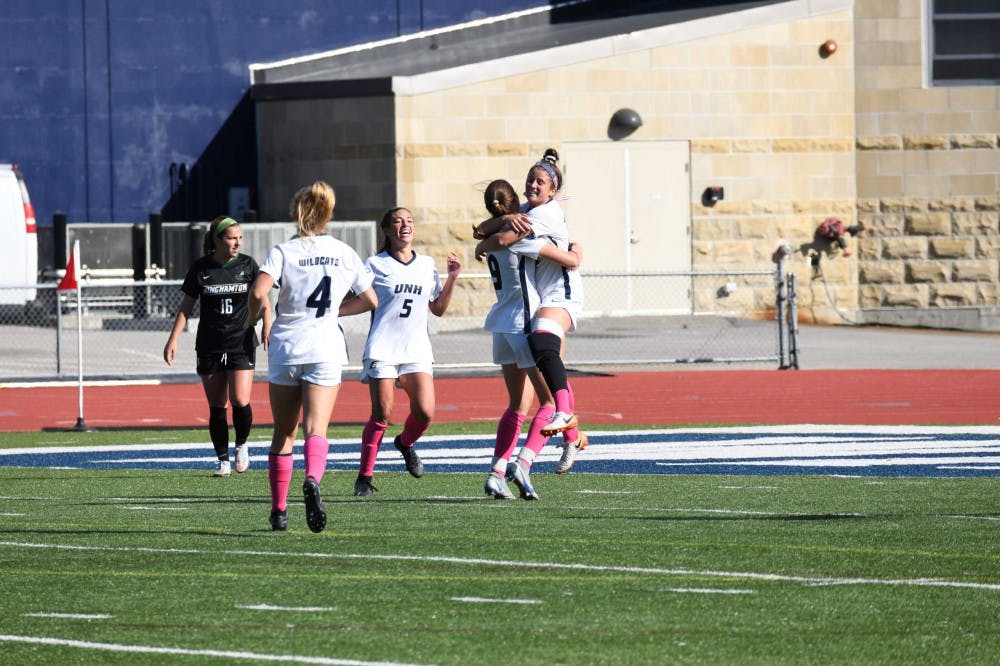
xmin=930 ymin=0 xmax=1000 ymax=85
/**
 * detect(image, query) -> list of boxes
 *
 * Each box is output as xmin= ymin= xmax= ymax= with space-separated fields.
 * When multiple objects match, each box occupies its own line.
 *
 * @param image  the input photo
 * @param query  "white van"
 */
xmin=0 ymin=164 xmax=39 ymax=304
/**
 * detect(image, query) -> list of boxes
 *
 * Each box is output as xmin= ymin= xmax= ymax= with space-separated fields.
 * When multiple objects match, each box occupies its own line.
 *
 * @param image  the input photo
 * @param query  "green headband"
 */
xmin=214 ymin=217 xmax=238 ymax=237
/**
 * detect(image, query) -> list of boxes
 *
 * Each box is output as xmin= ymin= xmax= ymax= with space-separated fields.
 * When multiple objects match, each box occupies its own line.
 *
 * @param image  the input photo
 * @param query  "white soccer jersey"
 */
xmin=259 ymin=234 xmax=373 ymax=366
xmin=483 ymin=241 xmax=543 ymax=335
xmin=513 ymin=199 xmax=584 ymax=315
xmin=362 ymin=251 xmax=443 ymax=364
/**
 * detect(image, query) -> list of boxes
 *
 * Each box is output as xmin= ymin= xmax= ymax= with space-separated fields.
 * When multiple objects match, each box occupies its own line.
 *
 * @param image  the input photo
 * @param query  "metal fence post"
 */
xmin=131 ymin=224 xmax=148 ymax=319
xmin=775 ymin=259 xmax=788 ymax=369
xmin=787 ymin=272 xmax=799 ymax=369
xmin=55 ymin=288 xmax=63 ymax=375
xmin=149 ymin=212 xmax=163 ymax=270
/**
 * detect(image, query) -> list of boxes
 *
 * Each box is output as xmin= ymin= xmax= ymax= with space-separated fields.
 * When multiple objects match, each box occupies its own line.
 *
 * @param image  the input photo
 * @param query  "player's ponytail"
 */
xmin=203 ymin=215 xmax=237 ymax=255
xmin=291 ymin=181 xmax=336 ymax=237
xmin=484 ymin=180 xmax=520 ymax=217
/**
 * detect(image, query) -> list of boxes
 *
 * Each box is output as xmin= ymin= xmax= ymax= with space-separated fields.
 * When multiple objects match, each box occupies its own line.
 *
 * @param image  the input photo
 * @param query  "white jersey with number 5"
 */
xmin=362 ymin=251 xmax=443 ymax=364
xmin=259 ymin=234 xmax=373 ymax=366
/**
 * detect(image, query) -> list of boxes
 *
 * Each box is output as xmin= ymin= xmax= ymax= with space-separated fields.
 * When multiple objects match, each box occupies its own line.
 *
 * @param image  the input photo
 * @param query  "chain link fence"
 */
xmin=0 ymin=267 xmax=794 ymax=382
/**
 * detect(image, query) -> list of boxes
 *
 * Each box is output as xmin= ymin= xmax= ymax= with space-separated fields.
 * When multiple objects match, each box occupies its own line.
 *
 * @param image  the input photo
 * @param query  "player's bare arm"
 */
xmin=339 ymin=287 xmax=378 ymax=317
xmin=429 ymin=251 xmax=463 ymax=317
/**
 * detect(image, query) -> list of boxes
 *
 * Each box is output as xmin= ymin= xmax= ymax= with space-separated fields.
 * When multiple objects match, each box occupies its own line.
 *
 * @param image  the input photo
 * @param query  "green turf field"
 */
xmin=1 ymin=425 xmax=998 ymax=664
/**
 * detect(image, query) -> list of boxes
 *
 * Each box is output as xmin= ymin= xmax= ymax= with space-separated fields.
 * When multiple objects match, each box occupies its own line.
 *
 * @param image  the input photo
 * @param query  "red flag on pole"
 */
xmin=57 ymin=240 xmax=80 ymax=291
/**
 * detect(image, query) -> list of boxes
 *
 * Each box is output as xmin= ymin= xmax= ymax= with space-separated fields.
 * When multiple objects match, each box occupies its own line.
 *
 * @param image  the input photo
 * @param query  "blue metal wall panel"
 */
xmin=0 ymin=0 xmax=545 ymax=230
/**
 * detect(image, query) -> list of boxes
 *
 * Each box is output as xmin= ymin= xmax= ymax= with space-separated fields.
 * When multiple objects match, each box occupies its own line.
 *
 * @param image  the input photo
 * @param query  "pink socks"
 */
xmin=519 ymin=404 xmax=555 ymax=466
xmin=359 ymin=418 xmax=388 ymax=477
xmin=562 ymin=382 xmax=579 ymax=443
xmin=399 ymin=413 xmax=430 ymax=448
xmin=303 ymin=435 xmax=329 ymax=484
xmin=492 ymin=409 xmax=526 ymax=473
xmin=268 ymin=452 xmax=293 ymax=512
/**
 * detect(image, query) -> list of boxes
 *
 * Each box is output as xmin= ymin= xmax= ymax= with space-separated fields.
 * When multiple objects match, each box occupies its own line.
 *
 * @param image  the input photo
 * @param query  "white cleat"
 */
xmin=213 ymin=460 xmax=232 ymax=477
xmin=484 ymin=472 xmax=514 ymax=499
xmin=234 ymin=445 xmax=250 ymax=473
xmin=555 ymin=432 xmax=588 ymax=474
xmin=540 ymin=411 xmax=578 ymax=437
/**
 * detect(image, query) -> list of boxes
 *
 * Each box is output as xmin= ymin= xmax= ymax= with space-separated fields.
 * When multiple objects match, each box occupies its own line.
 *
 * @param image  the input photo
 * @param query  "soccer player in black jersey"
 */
xmin=164 ymin=216 xmax=271 ymax=477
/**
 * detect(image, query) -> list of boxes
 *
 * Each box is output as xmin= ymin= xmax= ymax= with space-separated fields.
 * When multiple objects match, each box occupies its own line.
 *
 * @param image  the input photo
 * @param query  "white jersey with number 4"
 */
xmin=259 ymin=234 xmax=373 ymax=366
xmin=362 ymin=251 xmax=443 ymax=364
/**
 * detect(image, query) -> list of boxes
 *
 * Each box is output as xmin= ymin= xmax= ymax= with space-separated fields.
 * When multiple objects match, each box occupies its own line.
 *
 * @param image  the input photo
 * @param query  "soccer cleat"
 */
xmin=394 ymin=435 xmax=424 ymax=478
xmin=269 ymin=509 xmax=288 ymax=531
xmin=213 ymin=460 xmax=231 ymax=477
xmin=555 ymin=432 xmax=588 ymax=474
xmin=540 ymin=411 xmax=578 ymax=437
xmin=354 ymin=476 xmax=379 ymax=497
xmin=484 ymin=472 xmax=514 ymax=499
xmin=302 ymin=476 xmax=327 ymax=533
xmin=234 ymin=445 xmax=250 ymax=473
xmin=505 ymin=460 xmax=539 ymax=500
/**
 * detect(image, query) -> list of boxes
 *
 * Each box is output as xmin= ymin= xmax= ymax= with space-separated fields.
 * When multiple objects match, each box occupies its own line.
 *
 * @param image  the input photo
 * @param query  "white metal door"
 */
xmin=562 ymin=141 xmax=690 ymax=314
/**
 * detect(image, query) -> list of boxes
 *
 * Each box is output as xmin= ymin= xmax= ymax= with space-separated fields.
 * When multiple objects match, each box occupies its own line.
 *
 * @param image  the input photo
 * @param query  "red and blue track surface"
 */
xmin=2 ymin=370 xmax=999 ymax=478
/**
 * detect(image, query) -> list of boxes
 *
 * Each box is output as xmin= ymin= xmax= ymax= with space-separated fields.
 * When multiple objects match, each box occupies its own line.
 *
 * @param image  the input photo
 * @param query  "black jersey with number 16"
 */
xmin=180 ymin=253 xmax=260 ymax=354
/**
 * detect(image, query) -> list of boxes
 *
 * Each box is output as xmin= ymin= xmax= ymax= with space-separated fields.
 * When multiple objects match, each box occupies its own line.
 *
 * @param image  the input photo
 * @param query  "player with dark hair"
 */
xmin=475 ymin=149 xmax=587 ymax=488
xmin=474 ymin=178 xmax=582 ymax=499
xmin=164 ymin=216 xmax=269 ymax=477
xmin=353 ymin=207 xmax=462 ymax=497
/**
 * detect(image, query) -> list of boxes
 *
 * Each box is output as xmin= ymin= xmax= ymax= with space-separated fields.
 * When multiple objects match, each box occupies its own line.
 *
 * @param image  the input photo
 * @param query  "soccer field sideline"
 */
xmin=4 ymin=425 xmax=1000 ymax=478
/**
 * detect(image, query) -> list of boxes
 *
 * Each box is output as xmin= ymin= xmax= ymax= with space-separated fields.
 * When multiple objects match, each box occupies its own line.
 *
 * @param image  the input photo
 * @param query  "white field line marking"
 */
xmin=1 ymin=512 xmax=25 ymax=516
xmin=21 ymin=613 xmax=111 ymax=619
xmin=575 ymin=490 xmax=637 ymax=494
xmin=662 ymin=588 xmax=753 ymax=595
xmin=941 ymin=515 xmax=1000 ymax=522
xmin=0 ymin=634 xmax=432 ymax=666
xmin=718 ymin=486 xmax=779 ymax=490
xmin=1 ymin=540 xmax=998 ymax=592
xmin=656 ymin=455 xmax=1000 ymax=468
xmin=938 ymin=465 xmax=1000 ymax=470
xmin=237 ymin=604 xmax=336 ymax=612
xmin=450 ymin=596 xmax=542 ymax=605
xmin=122 ymin=506 xmax=188 ymax=512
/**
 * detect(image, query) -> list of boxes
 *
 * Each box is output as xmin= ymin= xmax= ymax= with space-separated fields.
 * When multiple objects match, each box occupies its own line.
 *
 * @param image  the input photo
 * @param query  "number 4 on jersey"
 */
xmin=307 ymin=276 xmax=332 ymax=317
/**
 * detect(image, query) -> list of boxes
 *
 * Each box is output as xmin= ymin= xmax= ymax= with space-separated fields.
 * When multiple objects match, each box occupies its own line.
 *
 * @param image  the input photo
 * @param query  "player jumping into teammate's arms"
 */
xmin=474 ymin=177 xmax=583 ymax=499
xmin=353 ymin=207 xmax=462 ymax=496
xmin=249 ymin=181 xmax=377 ymax=532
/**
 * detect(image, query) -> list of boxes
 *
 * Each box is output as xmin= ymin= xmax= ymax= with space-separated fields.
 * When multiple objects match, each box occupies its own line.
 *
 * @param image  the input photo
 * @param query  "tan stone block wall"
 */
xmin=852 ymin=0 xmax=1000 ymax=324
xmin=387 ymin=10 xmax=858 ymax=320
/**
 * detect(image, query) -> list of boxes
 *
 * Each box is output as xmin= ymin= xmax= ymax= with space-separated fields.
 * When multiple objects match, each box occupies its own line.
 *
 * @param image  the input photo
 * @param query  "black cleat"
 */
xmin=302 ymin=476 xmax=327 ymax=533
xmin=394 ymin=435 xmax=424 ymax=478
xmin=269 ymin=509 xmax=288 ymax=531
xmin=353 ymin=476 xmax=379 ymax=497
